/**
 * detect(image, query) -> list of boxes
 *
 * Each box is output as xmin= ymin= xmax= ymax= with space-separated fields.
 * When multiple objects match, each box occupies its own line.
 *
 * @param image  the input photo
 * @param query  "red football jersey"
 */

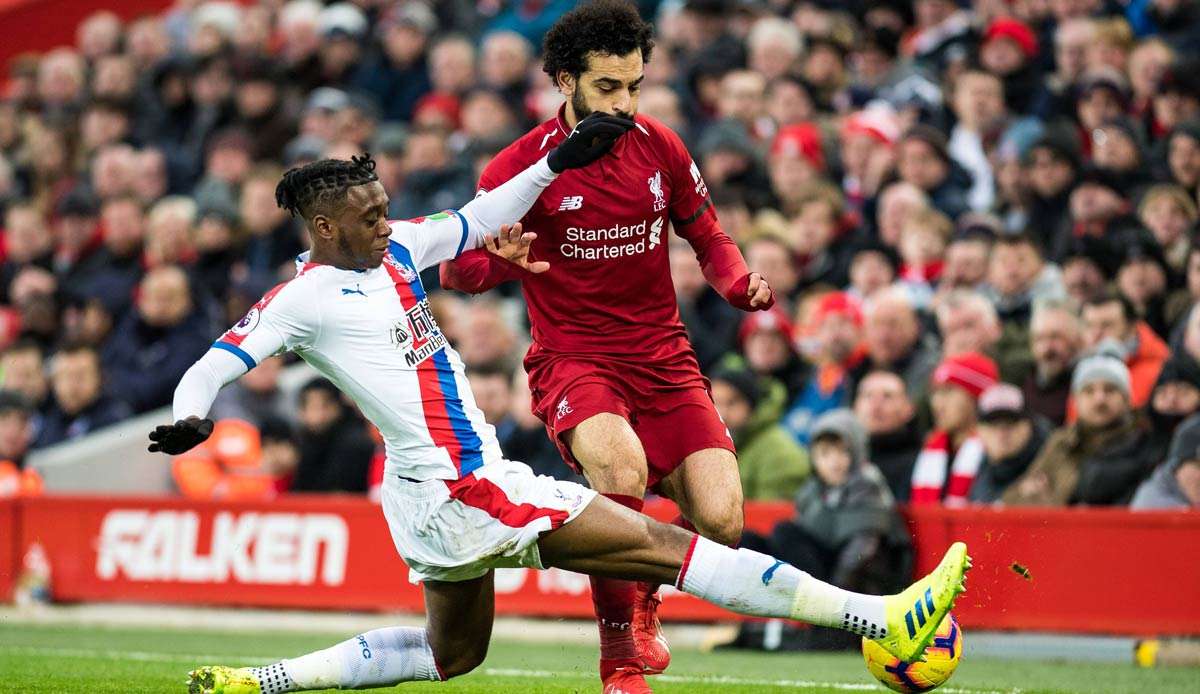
xmin=444 ymin=108 xmax=750 ymax=368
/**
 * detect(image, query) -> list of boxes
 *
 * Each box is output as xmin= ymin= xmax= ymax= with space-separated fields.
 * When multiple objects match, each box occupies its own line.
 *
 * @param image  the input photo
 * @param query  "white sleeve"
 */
xmin=390 ymin=155 xmax=557 ymax=271
xmin=172 ymin=280 xmax=318 ymax=420
xmin=211 ymin=279 xmax=320 ymax=369
xmin=172 ymin=348 xmax=246 ymax=421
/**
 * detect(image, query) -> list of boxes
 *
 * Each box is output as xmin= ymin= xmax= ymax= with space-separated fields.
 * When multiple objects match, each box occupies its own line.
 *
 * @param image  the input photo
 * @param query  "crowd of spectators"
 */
xmin=0 ymin=0 xmax=1198 ymax=520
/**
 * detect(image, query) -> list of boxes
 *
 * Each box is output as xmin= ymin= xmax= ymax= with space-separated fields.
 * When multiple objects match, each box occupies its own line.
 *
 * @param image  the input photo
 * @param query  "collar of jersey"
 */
xmin=293 ymin=251 xmax=369 ymax=275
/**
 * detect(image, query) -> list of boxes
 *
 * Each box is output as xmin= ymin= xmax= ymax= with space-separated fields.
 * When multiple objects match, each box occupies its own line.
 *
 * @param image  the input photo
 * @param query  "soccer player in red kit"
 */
xmin=440 ymin=2 xmax=773 ymax=692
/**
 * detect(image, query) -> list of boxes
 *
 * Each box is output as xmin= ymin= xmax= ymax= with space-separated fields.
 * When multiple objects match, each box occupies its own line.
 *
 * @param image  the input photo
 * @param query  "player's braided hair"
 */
xmin=542 ymin=0 xmax=654 ymax=82
xmin=274 ymin=154 xmax=379 ymax=220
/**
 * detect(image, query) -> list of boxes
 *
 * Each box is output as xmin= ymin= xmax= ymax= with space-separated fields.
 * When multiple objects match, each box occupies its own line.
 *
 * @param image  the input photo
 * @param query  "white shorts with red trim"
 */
xmin=380 ymin=458 xmax=598 ymax=583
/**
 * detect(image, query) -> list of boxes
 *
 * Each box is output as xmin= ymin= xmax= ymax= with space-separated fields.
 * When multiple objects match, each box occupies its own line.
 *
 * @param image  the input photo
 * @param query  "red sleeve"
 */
xmin=657 ymin=120 xmax=760 ymax=311
xmin=439 ymin=248 xmax=529 ymax=293
xmin=440 ymin=140 xmax=535 ymax=293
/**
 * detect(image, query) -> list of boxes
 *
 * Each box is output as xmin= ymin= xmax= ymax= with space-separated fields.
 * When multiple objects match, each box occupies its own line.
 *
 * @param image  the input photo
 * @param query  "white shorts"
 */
xmin=380 ymin=459 xmax=598 ymax=583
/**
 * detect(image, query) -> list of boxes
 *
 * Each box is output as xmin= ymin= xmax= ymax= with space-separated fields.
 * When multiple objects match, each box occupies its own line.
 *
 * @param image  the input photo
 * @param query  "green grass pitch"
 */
xmin=0 ymin=623 xmax=1195 ymax=693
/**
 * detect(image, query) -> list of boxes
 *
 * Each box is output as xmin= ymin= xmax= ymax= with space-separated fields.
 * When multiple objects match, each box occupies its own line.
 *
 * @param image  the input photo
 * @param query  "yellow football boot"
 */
xmin=874 ymin=541 xmax=971 ymax=662
xmin=186 ymin=666 xmax=262 ymax=694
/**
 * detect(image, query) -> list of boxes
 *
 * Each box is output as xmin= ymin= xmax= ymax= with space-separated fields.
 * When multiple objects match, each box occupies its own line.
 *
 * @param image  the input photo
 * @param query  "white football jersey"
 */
xmin=214 ymin=212 xmax=502 ymax=481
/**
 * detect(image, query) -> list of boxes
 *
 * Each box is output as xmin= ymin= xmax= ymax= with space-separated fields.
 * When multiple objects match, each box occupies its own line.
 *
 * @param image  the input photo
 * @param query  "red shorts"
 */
xmin=527 ymin=355 xmax=735 ymax=490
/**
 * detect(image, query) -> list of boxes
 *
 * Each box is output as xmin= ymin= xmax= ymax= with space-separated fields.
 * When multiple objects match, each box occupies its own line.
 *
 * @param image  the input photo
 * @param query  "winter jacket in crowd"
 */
xmin=1132 ymin=413 xmax=1200 ymax=509
xmin=35 ymin=393 xmax=132 ymax=448
xmin=925 ymin=161 xmax=973 ymax=221
xmin=969 ymin=415 xmax=1053 ymax=504
xmin=783 ymin=345 xmax=868 ymax=447
xmin=105 ymin=310 xmax=213 ymax=413
xmin=1124 ymin=322 xmax=1170 ymax=410
xmin=1028 ymin=188 xmax=1074 ymax=260
xmin=1145 ymin=354 xmax=1200 ymax=454
xmin=352 ymin=51 xmax=432 ymax=123
xmin=678 ymin=287 xmax=741 ymax=373
xmin=791 ymin=409 xmax=911 ymax=587
xmin=1003 ymin=414 xmax=1160 ymax=506
xmin=729 ymin=412 xmax=912 ymax=653
xmin=867 ymin=418 xmax=924 ymax=504
xmin=292 ymin=411 xmax=375 ymax=494
xmin=736 ymin=378 xmax=811 ymax=501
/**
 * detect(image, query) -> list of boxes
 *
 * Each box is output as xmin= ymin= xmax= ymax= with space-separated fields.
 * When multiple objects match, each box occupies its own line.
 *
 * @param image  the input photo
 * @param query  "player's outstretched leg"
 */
xmin=185 ymin=626 xmax=441 ymax=694
xmin=186 ymin=573 xmax=495 ymax=693
xmin=538 ymin=494 xmax=970 ymax=664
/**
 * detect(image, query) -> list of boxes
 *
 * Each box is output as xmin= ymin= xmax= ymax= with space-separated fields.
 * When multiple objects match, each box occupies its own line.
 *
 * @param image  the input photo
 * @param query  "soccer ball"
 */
xmin=861 ymin=614 xmax=962 ymax=693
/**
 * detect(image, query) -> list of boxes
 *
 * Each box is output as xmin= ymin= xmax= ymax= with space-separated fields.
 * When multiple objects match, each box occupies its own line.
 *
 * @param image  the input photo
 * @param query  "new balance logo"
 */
xmin=342 ymin=285 xmax=366 ymax=297
xmin=904 ymin=587 xmax=937 ymax=639
xmin=558 ymin=195 xmax=583 ymax=211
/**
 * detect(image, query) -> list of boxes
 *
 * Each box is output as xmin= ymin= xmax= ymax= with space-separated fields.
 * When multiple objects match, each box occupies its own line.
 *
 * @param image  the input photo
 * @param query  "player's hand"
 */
xmin=147 ymin=416 xmax=214 ymax=455
xmin=483 ymin=223 xmax=550 ymax=274
xmin=746 ymin=273 xmax=773 ymax=308
xmin=727 ymin=272 xmax=775 ymax=311
xmin=546 ymin=112 xmax=635 ymax=173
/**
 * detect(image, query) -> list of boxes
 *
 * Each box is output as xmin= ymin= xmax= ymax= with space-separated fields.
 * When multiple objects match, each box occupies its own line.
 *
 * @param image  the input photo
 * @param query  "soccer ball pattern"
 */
xmin=861 ymin=614 xmax=962 ymax=693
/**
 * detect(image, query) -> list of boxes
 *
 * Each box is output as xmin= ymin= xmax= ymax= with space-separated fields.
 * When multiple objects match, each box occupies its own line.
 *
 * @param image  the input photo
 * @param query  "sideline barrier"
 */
xmin=906 ymin=505 xmax=1200 ymax=636
xmin=0 ymin=499 xmax=15 ymax=602
xmin=1 ymin=495 xmax=1198 ymax=636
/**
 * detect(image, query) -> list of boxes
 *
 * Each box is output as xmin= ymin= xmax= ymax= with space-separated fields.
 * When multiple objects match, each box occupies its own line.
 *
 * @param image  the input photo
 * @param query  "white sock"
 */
xmin=676 ymin=536 xmax=888 ymax=639
xmin=262 ymin=626 xmax=440 ymax=691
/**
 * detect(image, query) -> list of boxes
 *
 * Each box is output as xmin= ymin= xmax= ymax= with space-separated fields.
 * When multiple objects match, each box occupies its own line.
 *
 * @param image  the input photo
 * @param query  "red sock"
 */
xmin=593 ymin=493 xmax=643 ymax=666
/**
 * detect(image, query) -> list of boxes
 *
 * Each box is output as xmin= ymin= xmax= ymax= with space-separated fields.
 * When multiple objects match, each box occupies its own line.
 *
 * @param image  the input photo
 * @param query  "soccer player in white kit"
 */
xmin=153 ymin=127 xmax=970 ymax=694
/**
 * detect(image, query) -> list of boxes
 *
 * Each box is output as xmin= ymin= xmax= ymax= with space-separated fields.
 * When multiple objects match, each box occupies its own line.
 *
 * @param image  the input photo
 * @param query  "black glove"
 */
xmin=148 ymin=417 xmax=214 ymax=455
xmin=546 ymin=113 xmax=636 ymax=173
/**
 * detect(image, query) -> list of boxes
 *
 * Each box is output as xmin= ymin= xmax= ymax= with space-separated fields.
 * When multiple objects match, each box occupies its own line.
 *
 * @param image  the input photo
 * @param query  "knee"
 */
xmin=432 ymin=639 xmax=488 ymax=680
xmin=590 ymin=459 xmax=647 ymax=496
xmin=693 ymin=504 xmax=744 ymax=547
xmin=569 ymin=417 xmax=647 ymax=494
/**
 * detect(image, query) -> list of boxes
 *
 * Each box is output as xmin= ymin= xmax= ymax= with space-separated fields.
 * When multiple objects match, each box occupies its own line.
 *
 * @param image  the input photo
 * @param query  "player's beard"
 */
xmin=570 ymin=88 xmax=633 ymax=125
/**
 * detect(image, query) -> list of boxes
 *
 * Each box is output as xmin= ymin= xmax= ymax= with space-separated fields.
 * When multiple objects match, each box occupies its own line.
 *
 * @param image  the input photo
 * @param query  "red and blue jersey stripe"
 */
xmin=385 ymin=241 xmax=485 ymax=477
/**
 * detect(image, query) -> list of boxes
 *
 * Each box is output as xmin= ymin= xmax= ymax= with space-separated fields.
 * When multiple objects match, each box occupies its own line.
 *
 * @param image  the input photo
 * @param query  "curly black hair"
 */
xmin=541 ymin=0 xmax=655 ymax=83
xmin=275 ymin=153 xmax=379 ymax=220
